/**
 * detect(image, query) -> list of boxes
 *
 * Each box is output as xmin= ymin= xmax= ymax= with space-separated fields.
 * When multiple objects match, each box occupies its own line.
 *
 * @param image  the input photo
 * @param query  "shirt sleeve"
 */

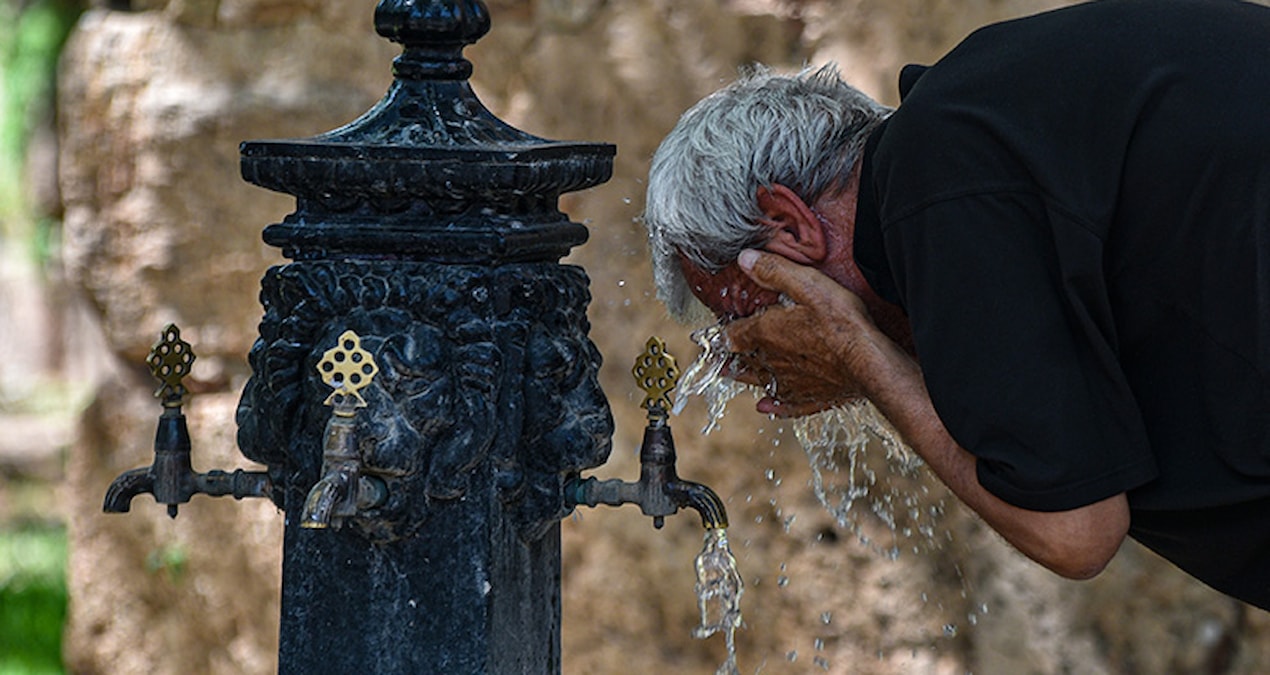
xmin=882 ymin=190 xmax=1158 ymax=511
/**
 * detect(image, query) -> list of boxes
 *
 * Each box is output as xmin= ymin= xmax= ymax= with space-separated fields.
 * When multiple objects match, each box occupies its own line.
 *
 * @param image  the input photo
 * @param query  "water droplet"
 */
xmin=786 ymin=650 xmax=798 ymax=662
xmin=617 ymin=279 xmax=626 ymax=287
xmin=777 ymin=575 xmax=789 ymax=587
xmin=820 ymin=611 xmax=832 ymax=625
xmin=814 ymin=638 xmax=825 ymax=651
xmin=813 ymin=656 xmax=831 ymax=670
xmin=765 ymin=468 xmax=776 ymax=481
xmin=943 ymin=623 xmax=958 ymax=637
xmin=622 ymin=197 xmax=632 ymax=204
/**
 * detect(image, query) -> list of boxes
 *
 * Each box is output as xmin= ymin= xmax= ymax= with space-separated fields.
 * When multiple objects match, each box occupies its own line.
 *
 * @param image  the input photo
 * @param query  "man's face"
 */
xmin=678 ymin=254 xmax=782 ymax=320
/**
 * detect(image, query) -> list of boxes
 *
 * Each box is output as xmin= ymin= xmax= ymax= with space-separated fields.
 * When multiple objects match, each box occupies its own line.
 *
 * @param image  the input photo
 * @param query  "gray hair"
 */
xmin=643 ymin=63 xmax=891 ymax=320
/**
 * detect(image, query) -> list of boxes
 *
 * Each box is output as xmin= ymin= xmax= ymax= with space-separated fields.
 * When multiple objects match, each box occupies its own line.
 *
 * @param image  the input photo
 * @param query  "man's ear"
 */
xmin=755 ymin=184 xmax=828 ymax=265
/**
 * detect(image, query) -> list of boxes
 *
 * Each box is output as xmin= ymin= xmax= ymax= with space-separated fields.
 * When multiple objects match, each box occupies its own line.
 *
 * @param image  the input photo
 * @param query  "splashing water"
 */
xmin=694 ymin=528 xmax=744 ymax=675
xmin=675 ymin=322 xmax=948 ymax=558
xmin=674 ymin=324 xmax=749 ymax=434
xmin=793 ymin=402 xmax=949 ymax=557
xmin=673 ymin=320 xmax=960 ymax=667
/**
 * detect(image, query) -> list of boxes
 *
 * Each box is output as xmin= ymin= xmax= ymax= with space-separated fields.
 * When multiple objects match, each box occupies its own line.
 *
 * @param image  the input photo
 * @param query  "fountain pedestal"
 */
xmin=235 ymin=1 xmax=615 ymax=671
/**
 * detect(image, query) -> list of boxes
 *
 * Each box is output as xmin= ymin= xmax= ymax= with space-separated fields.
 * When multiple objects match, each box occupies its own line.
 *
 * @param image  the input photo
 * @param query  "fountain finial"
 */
xmin=375 ymin=0 xmax=492 ymax=80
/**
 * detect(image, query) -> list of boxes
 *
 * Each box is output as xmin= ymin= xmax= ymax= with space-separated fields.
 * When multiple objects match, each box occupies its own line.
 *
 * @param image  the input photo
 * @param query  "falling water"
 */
xmin=673 ymin=324 xmax=748 ymax=434
xmin=676 ymin=322 xmax=948 ymax=557
xmin=674 ymin=322 xmax=962 ymax=669
xmin=693 ymin=528 xmax=744 ymax=675
xmin=794 ymin=403 xmax=948 ymax=558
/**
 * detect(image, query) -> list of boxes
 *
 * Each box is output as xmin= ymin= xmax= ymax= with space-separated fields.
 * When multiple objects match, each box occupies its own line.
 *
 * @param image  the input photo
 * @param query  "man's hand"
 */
xmin=724 ymin=249 xmax=892 ymax=417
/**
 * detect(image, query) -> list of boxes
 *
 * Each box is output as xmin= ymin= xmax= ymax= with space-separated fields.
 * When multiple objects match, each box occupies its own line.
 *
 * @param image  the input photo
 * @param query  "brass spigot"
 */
xmin=103 ymin=324 xmax=273 ymax=517
xmin=300 ymin=330 xmax=389 ymax=530
xmin=565 ymin=337 xmax=729 ymax=530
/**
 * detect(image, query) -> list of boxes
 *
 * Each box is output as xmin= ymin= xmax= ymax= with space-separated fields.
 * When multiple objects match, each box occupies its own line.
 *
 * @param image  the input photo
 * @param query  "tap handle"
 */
xmin=148 ymin=323 xmax=196 ymax=407
xmin=318 ymin=330 xmax=379 ymax=415
xmin=632 ymin=336 xmax=679 ymax=415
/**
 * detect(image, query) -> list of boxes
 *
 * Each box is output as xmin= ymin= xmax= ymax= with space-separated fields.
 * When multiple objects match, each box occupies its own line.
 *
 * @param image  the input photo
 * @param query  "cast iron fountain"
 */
xmin=101 ymin=1 xmax=730 ymax=672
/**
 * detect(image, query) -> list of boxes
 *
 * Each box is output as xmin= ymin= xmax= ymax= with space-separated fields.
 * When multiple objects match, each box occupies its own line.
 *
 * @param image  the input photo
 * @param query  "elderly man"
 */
xmin=643 ymin=0 xmax=1270 ymax=610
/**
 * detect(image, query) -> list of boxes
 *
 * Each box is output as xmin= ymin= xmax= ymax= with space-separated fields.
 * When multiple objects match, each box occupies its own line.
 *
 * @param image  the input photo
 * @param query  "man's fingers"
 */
xmin=755 ymin=396 xmax=836 ymax=418
xmin=737 ymin=248 xmax=827 ymax=306
xmin=721 ymin=308 xmax=777 ymax=357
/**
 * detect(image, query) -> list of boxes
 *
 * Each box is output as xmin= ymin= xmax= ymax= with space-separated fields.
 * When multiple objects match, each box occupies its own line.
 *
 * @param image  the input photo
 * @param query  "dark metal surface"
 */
xmin=239 ymin=0 xmax=613 ymax=265
xmin=233 ymin=1 xmax=615 ymax=672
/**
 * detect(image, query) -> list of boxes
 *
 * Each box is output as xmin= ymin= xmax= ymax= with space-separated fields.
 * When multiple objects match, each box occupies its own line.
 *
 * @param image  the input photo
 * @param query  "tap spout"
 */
xmin=300 ymin=469 xmax=389 ymax=530
xmin=301 ymin=467 xmax=354 ymax=529
xmin=565 ymin=410 xmax=729 ymax=530
xmin=666 ymin=479 xmax=729 ymax=530
xmin=299 ymin=411 xmax=388 ymax=529
xmin=103 ymin=467 xmax=156 ymax=514
xmin=102 ymin=325 xmax=273 ymax=517
xmin=102 ymin=406 xmax=273 ymax=518
xmin=564 ymin=336 xmax=730 ymax=531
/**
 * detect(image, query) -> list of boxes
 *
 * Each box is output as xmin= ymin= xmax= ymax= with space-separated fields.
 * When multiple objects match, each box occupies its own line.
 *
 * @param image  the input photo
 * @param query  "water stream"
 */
xmin=677 ymin=322 xmax=945 ymax=554
xmin=693 ymin=527 xmax=744 ymax=675
xmin=675 ymin=322 xmax=962 ymax=670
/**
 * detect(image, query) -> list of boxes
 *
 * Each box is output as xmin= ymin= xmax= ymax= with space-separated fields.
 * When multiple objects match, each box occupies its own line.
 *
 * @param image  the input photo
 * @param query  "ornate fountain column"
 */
xmin=234 ymin=1 xmax=615 ymax=671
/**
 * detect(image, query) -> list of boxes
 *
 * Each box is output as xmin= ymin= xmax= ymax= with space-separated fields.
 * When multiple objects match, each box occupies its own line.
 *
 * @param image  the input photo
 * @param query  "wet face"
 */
xmin=678 ymin=254 xmax=783 ymax=320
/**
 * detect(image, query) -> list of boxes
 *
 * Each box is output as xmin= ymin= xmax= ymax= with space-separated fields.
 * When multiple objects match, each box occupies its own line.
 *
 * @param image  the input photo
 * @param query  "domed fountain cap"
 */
xmin=239 ymin=0 xmax=614 ymax=262
xmin=374 ymin=0 xmax=490 ymax=80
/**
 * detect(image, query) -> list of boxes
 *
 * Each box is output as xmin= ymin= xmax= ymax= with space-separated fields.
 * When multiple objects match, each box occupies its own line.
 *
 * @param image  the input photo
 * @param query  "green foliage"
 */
xmin=0 ymin=525 xmax=68 ymax=675
xmin=0 ymin=0 xmax=82 ymax=242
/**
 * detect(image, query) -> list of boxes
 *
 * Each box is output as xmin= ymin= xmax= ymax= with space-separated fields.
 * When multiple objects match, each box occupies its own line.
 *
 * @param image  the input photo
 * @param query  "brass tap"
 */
xmin=565 ymin=337 xmax=729 ymax=530
xmin=300 ymin=330 xmax=389 ymax=529
xmin=103 ymin=324 xmax=273 ymax=517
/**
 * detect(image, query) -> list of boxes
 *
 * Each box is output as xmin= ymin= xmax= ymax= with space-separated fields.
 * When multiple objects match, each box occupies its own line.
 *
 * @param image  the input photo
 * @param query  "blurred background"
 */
xmin=3 ymin=0 xmax=1270 ymax=673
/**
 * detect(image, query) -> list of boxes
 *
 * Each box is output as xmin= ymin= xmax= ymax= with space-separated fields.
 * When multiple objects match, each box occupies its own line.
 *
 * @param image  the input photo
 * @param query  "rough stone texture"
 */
xmin=58 ymin=4 xmax=395 ymax=673
xmin=58 ymin=1 xmax=1270 ymax=674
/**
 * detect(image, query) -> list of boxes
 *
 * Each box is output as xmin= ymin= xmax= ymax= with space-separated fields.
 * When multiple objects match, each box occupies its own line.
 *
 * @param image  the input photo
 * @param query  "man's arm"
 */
xmin=727 ymin=249 xmax=1128 ymax=579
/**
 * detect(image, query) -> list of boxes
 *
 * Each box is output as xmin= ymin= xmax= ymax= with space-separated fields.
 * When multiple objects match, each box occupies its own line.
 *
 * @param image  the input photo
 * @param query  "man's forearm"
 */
xmin=726 ymin=248 xmax=1129 ymax=578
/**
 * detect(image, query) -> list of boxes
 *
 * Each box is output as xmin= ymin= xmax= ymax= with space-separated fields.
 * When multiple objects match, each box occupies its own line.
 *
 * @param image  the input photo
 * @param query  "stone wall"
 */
xmin=58 ymin=1 xmax=1270 ymax=673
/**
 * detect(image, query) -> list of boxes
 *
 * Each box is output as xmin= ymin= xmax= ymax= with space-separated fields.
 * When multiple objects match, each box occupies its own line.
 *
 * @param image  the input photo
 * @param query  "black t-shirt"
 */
xmin=854 ymin=0 xmax=1270 ymax=607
